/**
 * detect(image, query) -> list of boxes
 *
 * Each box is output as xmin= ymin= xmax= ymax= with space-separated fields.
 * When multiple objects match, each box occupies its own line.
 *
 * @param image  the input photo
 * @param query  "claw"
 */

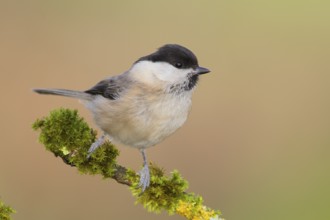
xmin=138 ymin=163 xmax=150 ymax=191
xmin=138 ymin=149 xmax=150 ymax=192
xmin=87 ymin=134 xmax=106 ymax=158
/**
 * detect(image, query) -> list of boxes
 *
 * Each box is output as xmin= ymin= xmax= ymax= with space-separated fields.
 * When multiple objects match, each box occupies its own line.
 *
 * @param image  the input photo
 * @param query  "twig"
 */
xmin=32 ymin=108 xmax=222 ymax=220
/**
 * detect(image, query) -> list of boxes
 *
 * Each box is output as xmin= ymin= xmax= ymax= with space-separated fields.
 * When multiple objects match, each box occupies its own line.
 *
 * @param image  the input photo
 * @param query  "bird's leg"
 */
xmin=138 ymin=149 xmax=150 ymax=191
xmin=87 ymin=133 xmax=106 ymax=158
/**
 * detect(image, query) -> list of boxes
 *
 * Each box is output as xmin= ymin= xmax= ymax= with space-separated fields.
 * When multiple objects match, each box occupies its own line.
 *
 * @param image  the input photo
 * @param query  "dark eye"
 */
xmin=175 ymin=62 xmax=183 ymax=68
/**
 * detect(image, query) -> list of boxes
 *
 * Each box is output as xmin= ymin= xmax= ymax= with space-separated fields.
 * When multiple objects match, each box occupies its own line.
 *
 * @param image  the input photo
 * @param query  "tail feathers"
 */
xmin=33 ymin=88 xmax=93 ymax=100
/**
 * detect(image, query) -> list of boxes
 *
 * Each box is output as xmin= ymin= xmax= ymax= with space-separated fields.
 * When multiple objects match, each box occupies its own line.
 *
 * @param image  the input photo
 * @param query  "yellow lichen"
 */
xmin=176 ymin=200 xmax=218 ymax=220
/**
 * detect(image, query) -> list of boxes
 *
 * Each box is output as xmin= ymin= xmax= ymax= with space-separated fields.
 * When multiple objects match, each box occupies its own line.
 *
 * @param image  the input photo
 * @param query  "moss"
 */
xmin=128 ymin=164 xmax=189 ymax=213
xmin=127 ymin=164 xmax=221 ymax=219
xmin=0 ymin=200 xmax=15 ymax=220
xmin=32 ymin=108 xmax=119 ymax=178
xmin=32 ymin=108 xmax=95 ymax=158
xmin=33 ymin=108 xmax=221 ymax=220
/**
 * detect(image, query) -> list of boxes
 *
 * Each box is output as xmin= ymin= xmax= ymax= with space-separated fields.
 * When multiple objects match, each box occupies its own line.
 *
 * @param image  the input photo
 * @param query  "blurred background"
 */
xmin=0 ymin=0 xmax=329 ymax=219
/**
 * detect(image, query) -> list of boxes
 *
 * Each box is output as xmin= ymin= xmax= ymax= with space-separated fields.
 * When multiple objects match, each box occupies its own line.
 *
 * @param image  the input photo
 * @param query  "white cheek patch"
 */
xmin=130 ymin=61 xmax=192 ymax=85
xmin=153 ymin=62 xmax=191 ymax=83
xmin=129 ymin=60 xmax=193 ymax=84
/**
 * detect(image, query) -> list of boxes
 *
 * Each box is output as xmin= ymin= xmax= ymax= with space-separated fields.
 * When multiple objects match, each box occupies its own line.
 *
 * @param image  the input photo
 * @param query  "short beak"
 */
xmin=195 ymin=66 xmax=210 ymax=75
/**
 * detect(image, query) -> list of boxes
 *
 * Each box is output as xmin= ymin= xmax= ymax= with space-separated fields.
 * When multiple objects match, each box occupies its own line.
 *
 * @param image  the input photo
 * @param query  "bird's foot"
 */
xmin=138 ymin=163 xmax=150 ymax=192
xmin=87 ymin=134 xmax=105 ymax=158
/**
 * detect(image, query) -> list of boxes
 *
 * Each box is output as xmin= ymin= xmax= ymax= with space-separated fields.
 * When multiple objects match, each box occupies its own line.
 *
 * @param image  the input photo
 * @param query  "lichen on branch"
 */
xmin=32 ymin=108 xmax=222 ymax=220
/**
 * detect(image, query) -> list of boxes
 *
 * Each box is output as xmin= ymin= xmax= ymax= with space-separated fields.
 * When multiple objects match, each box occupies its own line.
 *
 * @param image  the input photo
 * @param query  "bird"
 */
xmin=33 ymin=44 xmax=210 ymax=191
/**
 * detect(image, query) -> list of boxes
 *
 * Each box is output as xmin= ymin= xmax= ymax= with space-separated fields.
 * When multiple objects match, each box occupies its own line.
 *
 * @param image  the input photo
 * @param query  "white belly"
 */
xmin=85 ymin=92 xmax=193 ymax=149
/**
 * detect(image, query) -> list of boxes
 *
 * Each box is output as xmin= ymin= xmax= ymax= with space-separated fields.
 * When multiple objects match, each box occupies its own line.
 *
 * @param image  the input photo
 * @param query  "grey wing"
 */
xmin=85 ymin=73 xmax=131 ymax=100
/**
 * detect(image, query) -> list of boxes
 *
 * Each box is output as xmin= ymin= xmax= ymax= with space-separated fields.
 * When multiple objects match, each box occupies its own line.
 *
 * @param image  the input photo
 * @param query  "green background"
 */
xmin=1 ymin=1 xmax=329 ymax=219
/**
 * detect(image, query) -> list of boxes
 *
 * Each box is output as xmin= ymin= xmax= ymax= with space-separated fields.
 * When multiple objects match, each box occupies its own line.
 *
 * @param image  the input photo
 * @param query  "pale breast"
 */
xmin=85 ymin=88 xmax=193 ymax=149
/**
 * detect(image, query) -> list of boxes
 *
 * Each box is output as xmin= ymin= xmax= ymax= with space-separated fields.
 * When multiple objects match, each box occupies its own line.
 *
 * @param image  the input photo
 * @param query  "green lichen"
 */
xmin=0 ymin=200 xmax=15 ymax=220
xmin=32 ymin=108 xmax=221 ymax=219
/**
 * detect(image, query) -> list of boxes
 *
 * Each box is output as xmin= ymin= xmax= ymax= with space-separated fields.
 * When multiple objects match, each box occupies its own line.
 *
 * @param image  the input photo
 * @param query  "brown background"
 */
xmin=1 ymin=1 xmax=329 ymax=220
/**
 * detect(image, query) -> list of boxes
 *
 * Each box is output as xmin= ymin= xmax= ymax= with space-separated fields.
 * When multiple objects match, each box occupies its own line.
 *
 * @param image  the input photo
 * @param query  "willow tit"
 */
xmin=34 ymin=44 xmax=210 ymax=191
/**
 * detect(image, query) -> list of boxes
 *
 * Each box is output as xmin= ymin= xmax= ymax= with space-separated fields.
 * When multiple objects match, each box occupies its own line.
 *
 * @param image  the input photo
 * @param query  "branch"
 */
xmin=32 ymin=108 xmax=223 ymax=220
